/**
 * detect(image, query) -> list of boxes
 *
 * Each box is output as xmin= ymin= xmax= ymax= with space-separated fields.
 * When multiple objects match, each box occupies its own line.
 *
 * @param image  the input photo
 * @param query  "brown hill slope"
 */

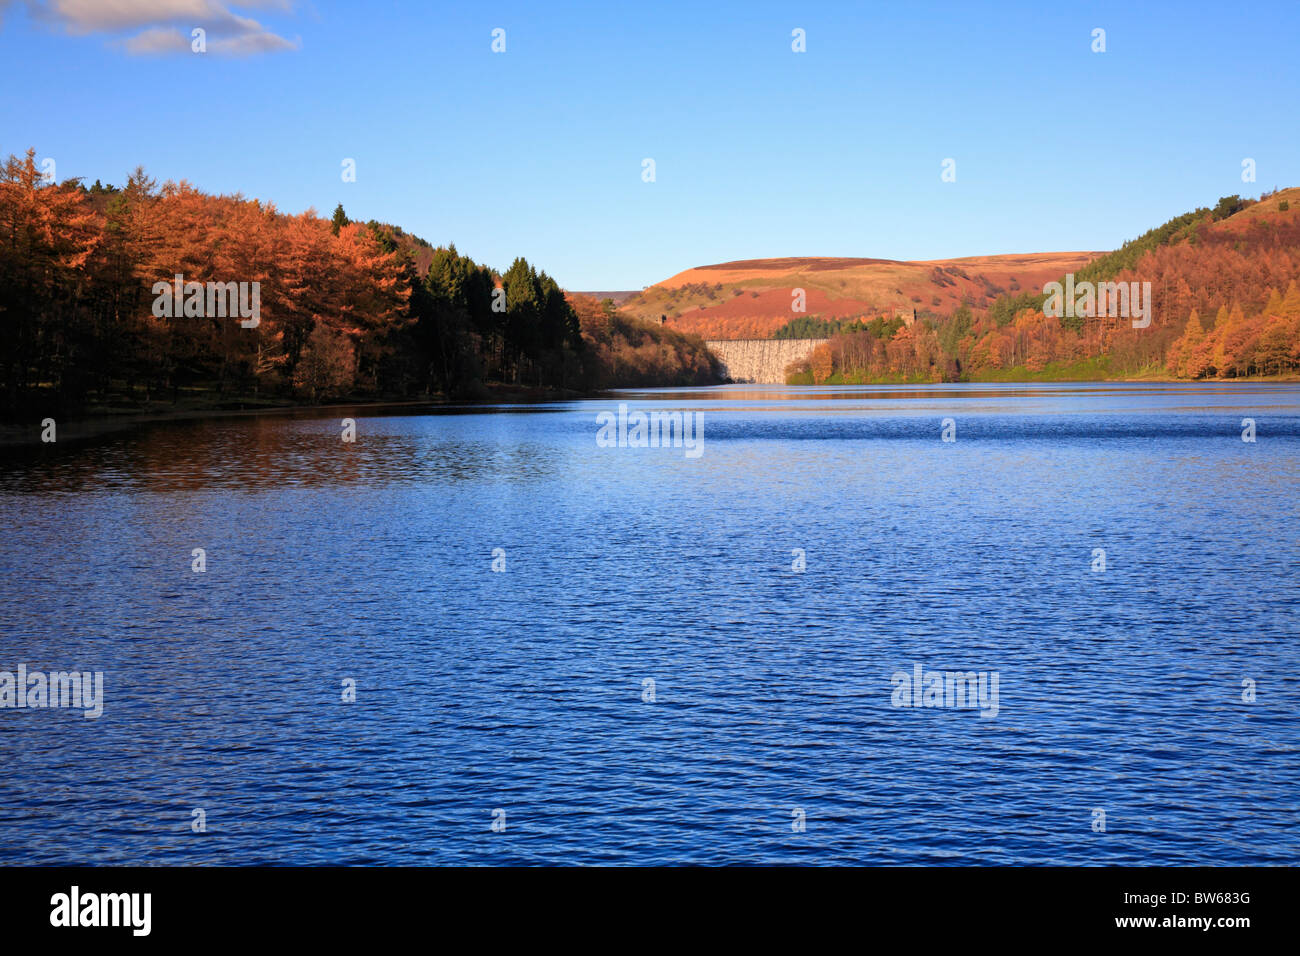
xmin=788 ymin=186 xmax=1300 ymax=384
xmin=622 ymin=251 xmax=1101 ymax=339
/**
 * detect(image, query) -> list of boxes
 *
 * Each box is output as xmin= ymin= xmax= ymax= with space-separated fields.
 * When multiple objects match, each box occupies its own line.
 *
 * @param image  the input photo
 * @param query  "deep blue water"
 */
xmin=1 ymin=382 xmax=1297 ymax=865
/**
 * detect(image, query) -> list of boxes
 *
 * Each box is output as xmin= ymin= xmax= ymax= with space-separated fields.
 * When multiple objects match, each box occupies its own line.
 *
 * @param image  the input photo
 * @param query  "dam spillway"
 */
xmin=704 ymin=339 xmax=829 ymax=384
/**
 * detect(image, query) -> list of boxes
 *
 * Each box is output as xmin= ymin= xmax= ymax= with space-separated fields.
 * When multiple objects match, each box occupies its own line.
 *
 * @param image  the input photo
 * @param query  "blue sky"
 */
xmin=2 ymin=1 xmax=1297 ymax=289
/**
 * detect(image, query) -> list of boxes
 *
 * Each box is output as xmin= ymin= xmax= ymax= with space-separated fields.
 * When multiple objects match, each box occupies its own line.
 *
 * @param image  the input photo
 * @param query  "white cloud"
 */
xmin=20 ymin=0 xmax=299 ymax=55
xmin=120 ymin=25 xmax=191 ymax=53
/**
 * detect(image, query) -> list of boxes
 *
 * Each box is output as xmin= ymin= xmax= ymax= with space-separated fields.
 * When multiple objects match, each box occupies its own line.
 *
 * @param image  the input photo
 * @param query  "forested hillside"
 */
xmin=7 ymin=145 xmax=1295 ymax=405
xmin=0 ymin=148 xmax=717 ymax=417
xmin=788 ymin=189 xmax=1300 ymax=383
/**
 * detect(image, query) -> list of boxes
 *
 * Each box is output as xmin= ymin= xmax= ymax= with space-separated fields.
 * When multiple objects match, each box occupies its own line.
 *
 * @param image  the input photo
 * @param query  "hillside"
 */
xmin=621 ymin=251 xmax=1101 ymax=340
xmin=0 ymin=148 xmax=723 ymax=418
xmin=784 ymin=188 xmax=1300 ymax=384
xmin=572 ymin=290 xmax=639 ymax=305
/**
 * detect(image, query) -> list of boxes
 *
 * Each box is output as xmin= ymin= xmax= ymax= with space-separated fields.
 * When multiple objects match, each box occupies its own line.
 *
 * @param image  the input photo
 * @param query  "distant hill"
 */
xmin=572 ymin=290 xmax=639 ymax=305
xmin=769 ymin=187 xmax=1300 ymax=384
xmin=621 ymin=252 xmax=1101 ymax=340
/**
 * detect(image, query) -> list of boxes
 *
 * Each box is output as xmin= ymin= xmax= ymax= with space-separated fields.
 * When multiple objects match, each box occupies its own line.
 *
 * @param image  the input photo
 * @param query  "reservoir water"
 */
xmin=1 ymin=382 xmax=1297 ymax=864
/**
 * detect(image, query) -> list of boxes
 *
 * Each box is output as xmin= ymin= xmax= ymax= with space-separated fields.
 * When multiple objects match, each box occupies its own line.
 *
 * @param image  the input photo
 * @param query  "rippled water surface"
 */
xmin=1 ymin=383 xmax=1297 ymax=864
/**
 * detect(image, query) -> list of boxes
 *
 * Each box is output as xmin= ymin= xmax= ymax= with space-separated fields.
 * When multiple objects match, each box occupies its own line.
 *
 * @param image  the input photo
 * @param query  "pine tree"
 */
xmin=1282 ymin=280 xmax=1300 ymax=316
xmin=330 ymin=203 xmax=350 ymax=236
xmin=1170 ymin=310 xmax=1205 ymax=377
xmin=1263 ymin=287 xmax=1284 ymax=315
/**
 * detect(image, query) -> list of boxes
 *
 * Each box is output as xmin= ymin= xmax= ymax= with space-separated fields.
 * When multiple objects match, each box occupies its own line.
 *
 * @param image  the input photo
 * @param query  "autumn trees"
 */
xmin=0 ymin=149 xmax=103 ymax=408
xmin=0 ymin=149 xmax=427 ymax=413
xmin=7 ymin=155 xmax=1295 ymax=403
xmin=1167 ymin=283 xmax=1300 ymax=378
xmin=3 ymin=147 xmax=700 ymax=415
xmin=788 ymin=274 xmax=1300 ymax=386
xmin=568 ymin=294 xmax=721 ymax=388
xmin=784 ymin=192 xmax=1300 ymax=384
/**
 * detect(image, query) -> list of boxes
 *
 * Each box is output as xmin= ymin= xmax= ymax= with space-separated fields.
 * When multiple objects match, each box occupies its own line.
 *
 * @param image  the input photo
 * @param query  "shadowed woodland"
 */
xmin=0 ymin=149 xmax=720 ymax=417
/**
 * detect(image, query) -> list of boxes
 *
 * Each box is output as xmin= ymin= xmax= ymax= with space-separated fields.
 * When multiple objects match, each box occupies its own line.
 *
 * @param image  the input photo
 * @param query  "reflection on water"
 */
xmin=0 ymin=383 xmax=1297 ymax=864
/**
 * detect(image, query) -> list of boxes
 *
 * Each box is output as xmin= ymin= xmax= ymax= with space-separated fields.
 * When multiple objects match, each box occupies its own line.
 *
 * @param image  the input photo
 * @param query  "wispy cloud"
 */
xmin=12 ymin=0 xmax=300 ymax=56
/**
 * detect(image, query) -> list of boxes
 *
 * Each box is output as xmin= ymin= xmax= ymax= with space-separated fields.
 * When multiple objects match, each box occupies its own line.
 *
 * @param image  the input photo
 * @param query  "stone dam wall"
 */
xmin=704 ymin=339 xmax=829 ymax=384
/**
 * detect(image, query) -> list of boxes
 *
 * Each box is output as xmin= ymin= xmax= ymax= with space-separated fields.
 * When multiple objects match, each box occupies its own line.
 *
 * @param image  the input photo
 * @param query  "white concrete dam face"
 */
xmin=704 ymin=339 xmax=829 ymax=384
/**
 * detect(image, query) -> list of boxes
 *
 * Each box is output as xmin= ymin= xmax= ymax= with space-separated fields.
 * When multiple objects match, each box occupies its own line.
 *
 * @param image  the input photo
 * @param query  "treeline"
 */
xmin=773 ymin=314 xmax=905 ymax=340
xmin=788 ymin=192 xmax=1300 ymax=383
xmin=568 ymin=294 xmax=722 ymax=387
xmin=0 ymin=148 xmax=718 ymax=416
xmin=1167 ymin=289 xmax=1300 ymax=378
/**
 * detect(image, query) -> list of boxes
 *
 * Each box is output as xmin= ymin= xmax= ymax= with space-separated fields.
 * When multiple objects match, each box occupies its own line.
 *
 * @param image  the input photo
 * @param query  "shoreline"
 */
xmin=0 ymin=383 xmax=586 ymax=447
xmin=5 ymin=376 xmax=1297 ymax=447
xmin=786 ymin=372 xmax=1300 ymax=386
